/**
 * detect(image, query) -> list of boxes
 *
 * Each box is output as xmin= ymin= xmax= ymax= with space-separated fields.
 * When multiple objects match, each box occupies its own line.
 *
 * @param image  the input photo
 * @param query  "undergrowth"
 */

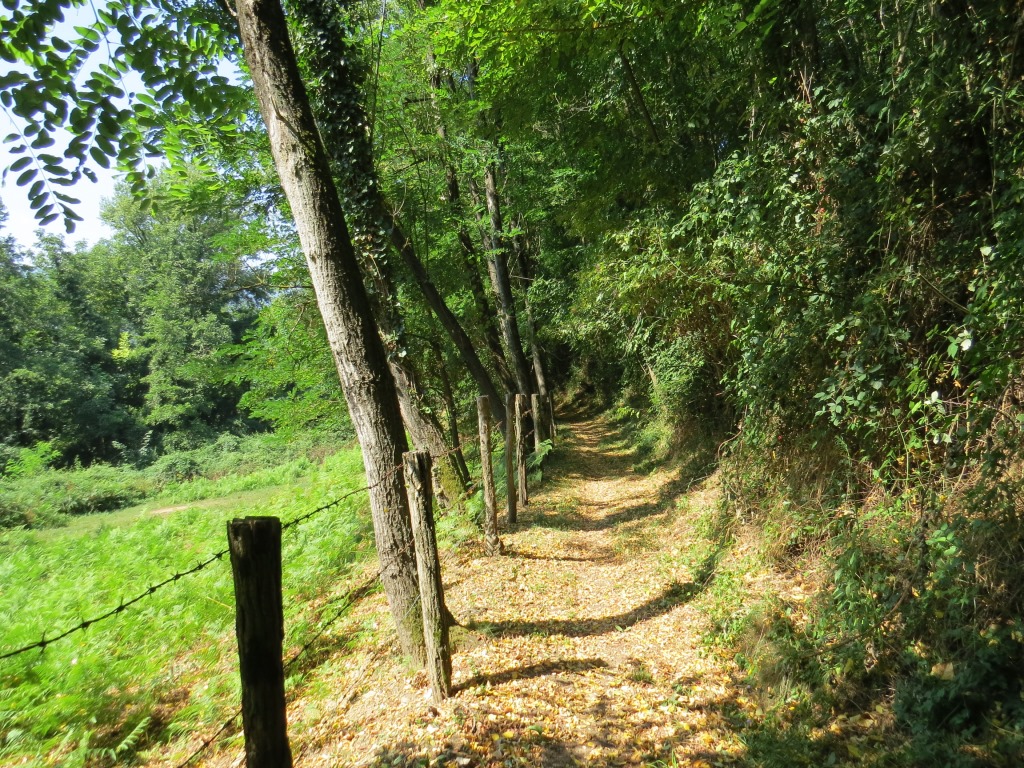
xmin=626 ymin=402 xmax=1024 ymax=766
xmin=0 ymin=431 xmax=348 ymax=530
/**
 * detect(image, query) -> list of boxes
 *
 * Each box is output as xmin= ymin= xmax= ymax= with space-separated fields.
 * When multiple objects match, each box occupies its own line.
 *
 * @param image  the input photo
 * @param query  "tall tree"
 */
xmin=482 ymin=161 xmax=535 ymax=396
xmin=287 ymin=0 xmax=508 ymax=431
xmin=99 ymin=175 xmax=268 ymax=450
xmin=234 ymin=0 xmax=426 ymax=663
xmin=288 ymin=0 xmax=472 ymax=495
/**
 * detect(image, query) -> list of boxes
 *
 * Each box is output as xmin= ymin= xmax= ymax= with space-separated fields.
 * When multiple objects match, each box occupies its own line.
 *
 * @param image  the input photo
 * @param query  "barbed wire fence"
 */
xmin=174 ymin=562 xmax=388 ymax=768
xmin=0 ymin=447 xmax=463 ymax=663
xmin=176 ymin=534 xmax=464 ymax=768
xmin=0 ymin=489 xmax=356 ymax=662
xmin=1 ymin=445 xmax=472 ymax=767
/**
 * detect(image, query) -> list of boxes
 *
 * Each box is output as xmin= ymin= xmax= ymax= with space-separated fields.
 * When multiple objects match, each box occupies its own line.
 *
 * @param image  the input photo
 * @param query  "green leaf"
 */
xmin=89 ymin=145 xmax=111 ymax=168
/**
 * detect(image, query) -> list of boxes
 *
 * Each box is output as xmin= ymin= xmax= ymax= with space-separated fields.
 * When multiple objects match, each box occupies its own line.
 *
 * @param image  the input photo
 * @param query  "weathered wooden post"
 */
xmin=227 ymin=517 xmax=293 ymax=768
xmin=531 ymin=392 xmax=547 ymax=453
xmin=404 ymin=451 xmax=452 ymax=702
xmin=477 ymin=397 xmax=504 ymax=555
xmin=515 ymin=393 xmax=529 ymax=507
xmin=547 ymin=393 xmax=557 ymax=440
xmin=505 ymin=392 xmax=518 ymax=525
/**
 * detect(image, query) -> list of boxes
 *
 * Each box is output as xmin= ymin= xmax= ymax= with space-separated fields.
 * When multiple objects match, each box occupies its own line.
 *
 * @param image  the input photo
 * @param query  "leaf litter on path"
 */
xmin=186 ymin=414 xmax=756 ymax=768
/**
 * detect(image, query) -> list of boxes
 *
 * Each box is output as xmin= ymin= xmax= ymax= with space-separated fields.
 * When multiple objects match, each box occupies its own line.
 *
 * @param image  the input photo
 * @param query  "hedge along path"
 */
xmin=193 ymin=411 xmax=757 ymax=768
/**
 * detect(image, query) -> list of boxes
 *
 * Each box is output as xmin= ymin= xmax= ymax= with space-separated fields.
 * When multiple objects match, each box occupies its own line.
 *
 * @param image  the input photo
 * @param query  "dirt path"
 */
xmin=283 ymin=414 xmax=752 ymax=767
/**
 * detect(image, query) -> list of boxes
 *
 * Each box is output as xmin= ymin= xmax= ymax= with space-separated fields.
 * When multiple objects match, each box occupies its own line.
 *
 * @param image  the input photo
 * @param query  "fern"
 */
xmin=0 ymin=442 xmax=373 ymax=764
xmin=528 ymin=439 xmax=554 ymax=469
xmin=100 ymin=716 xmax=151 ymax=762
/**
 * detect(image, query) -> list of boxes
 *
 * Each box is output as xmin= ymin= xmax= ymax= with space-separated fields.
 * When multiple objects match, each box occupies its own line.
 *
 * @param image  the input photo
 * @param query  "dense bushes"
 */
xmin=0 ymin=443 xmax=373 ymax=765
xmin=505 ymin=0 xmax=1024 ymax=758
xmin=0 ymin=464 xmax=146 ymax=529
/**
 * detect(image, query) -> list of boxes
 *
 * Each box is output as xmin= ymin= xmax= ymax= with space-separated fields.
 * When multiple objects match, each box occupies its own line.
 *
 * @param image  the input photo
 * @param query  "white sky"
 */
xmin=0 ymin=4 xmax=121 ymax=250
xmin=1 ymin=125 xmax=117 ymax=251
xmin=0 ymin=4 xmax=241 ymax=252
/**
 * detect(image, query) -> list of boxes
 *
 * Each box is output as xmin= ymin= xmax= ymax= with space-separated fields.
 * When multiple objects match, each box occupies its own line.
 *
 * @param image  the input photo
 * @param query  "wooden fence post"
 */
xmin=404 ymin=451 xmax=452 ymax=702
xmin=227 ymin=517 xmax=293 ymax=768
xmin=477 ymin=397 xmax=504 ymax=555
xmin=531 ymin=393 xmax=546 ymax=453
xmin=515 ymin=393 xmax=529 ymax=507
xmin=548 ymin=393 xmax=557 ymax=440
xmin=505 ymin=392 xmax=517 ymax=525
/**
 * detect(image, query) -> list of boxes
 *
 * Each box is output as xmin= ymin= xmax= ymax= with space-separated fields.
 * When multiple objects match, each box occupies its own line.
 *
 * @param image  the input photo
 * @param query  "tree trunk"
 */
xmin=482 ymin=164 xmax=535 ymax=396
xmin=386 ymin=218 xmax=508 ymax=427
xmin=426 ymin=71 xmax=514 ymax=393
xmin=515 ymin=392 xmax=529 ymax=507
xmin=404 ymin=452 xmax=452 ymax=702
xmin=390 ymin=359 xmax=464 ymax=507
xmin=289 ymin=0 xmax=507 ymax=432
xmin=459 ymin=248 xmax=517 ymax=394
xmin=424 ymin=335 xmax=471 ymax=486
xmin=505 ymin=391 xmax=517 ymax=525
xmin=510 ymin=228 xmax=551 ymax=401
xmin=618 ymin=42 xmax=661 ymax=145
xmin=477 ymin=396 xmax=504 ymax=556
xmin=234 ymin=0 xmax=425 ymax=665
xmin=531 ymin=393 xmax=547 ymax=451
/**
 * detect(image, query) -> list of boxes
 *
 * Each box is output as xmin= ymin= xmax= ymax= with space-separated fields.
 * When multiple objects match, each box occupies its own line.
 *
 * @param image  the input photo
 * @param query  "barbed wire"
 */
xmin=175 ymin=481 xmax=468 ymax=768
xmin=174 ymin=582 xmax=375 ymax=768
xmin=0 ymin=548 xmax=231 ymax=662
xmin=175 ymin=546 xmax=412 ymax=768
xmin=0 ymin=446 xmax=463 ymax=662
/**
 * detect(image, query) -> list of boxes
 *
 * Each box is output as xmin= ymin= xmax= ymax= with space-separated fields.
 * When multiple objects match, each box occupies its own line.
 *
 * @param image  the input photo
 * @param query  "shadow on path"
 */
xmin=468 ymin=547 xmax=722 ymax=640
xmin=505 ymin=549 xmax=614 ymax=563
xmin=455 ymin=658 xmax=608 ymax=693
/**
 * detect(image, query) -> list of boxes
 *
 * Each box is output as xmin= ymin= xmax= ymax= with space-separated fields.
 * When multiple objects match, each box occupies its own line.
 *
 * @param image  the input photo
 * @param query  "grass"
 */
xmin=0 ymin=432 xmax=346 ymax=532
xmin=0 ymin=443 xmax=376 ymax=766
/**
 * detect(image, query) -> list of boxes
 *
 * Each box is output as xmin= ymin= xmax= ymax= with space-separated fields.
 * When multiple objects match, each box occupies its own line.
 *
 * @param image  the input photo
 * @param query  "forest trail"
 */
xmin=272 ymin=412 xmax=755 ymax=768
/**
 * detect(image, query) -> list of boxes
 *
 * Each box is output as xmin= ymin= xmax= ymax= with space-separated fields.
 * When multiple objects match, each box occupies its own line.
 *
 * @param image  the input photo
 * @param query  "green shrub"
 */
xmin=147 ymin=453 xmax=204 ymax=484
xmin=0 ymin=432 xmax=346 ymax=530
xmin=650 ymin=335 xmax=715 ymax=420
xmin=52 ymin=464 xmax=151 ymax=516
xmin=3 ymin=441 xmax=60 ymax=479
xmin=0 ymin=464 xmax=151 ymax=529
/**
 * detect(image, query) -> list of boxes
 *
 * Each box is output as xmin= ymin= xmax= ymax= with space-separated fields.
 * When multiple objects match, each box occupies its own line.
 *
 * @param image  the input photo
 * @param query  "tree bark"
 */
xmin=511 ymin=229 xmax=551 ymax=401
xmin=515 ymin=392 xmax=529 ymax=507
xmin=404 ymin=451 xmax=452 ymax=702
xmin=459 ymin=247 xmax=517 ymax=394
xmin=386 ymin=220 xmax=508 ymax=427
xmin=477 ymin=396 xmax=504 ymax=555
xmin=505 ymin=391 xmax=517 ymax=525
xmin=424 ymin=335 xmax=471 ymax=486
xmin=532 ymin=393 xmax=547 ymax=451
xmin=483 ymin=164 xmax=535 ymax=396
xmin=390 ymin=359 xmax=464 ymax=507
xmin=235 ymin=0 xmax=425 ymax=665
